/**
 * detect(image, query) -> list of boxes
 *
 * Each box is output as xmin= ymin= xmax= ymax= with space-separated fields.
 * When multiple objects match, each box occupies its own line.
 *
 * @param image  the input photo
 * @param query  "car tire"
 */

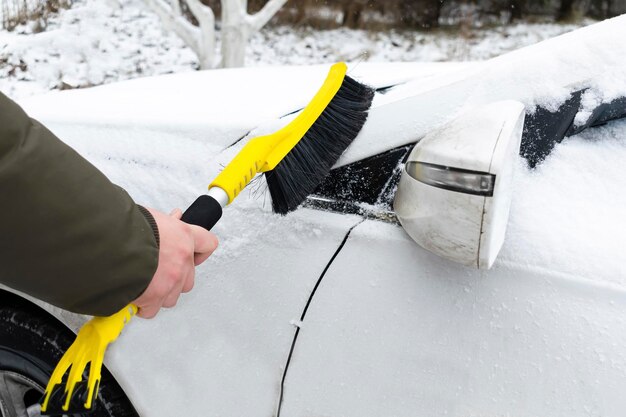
xmin=0 ymin=294 xmax=138 ymax=417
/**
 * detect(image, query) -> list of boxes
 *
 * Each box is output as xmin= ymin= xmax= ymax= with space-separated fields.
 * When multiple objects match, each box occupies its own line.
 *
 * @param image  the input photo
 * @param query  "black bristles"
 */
xmin=265 ymin=75 xmax=375 ymax=214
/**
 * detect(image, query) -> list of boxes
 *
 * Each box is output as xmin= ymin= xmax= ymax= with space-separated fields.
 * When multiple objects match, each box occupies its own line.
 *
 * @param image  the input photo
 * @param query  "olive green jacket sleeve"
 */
xmin=0 ymin=92 xmax=159 ymax=316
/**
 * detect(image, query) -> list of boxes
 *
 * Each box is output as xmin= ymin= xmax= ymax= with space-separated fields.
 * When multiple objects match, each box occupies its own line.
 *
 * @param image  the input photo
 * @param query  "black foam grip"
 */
xmin=181 ymin=195 xmax=223 ymax=231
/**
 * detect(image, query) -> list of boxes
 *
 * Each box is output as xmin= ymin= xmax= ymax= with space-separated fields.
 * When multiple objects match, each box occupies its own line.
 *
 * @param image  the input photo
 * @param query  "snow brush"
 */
xmin=40 ymin=62 xmax=374 ymax=415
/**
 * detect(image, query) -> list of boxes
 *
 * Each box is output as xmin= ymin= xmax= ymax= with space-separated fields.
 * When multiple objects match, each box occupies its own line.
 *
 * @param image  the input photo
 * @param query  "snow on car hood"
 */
xmin=336 ymin=14 xmax=626 ymax=166
xmin=18 ymin=62 xmax=473 ymax=149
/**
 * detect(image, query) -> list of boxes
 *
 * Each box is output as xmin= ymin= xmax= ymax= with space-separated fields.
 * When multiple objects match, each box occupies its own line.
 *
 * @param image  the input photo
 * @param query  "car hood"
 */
xmin=18 ymin=62 xmax=474 ymax=150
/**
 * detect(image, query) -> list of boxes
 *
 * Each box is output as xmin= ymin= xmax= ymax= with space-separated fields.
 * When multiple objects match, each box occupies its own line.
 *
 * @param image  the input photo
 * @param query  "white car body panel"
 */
xmin=281 ymin=219 xmax=626 ymax=417
xmin=4 ymin=15 xmax=625 ymax=417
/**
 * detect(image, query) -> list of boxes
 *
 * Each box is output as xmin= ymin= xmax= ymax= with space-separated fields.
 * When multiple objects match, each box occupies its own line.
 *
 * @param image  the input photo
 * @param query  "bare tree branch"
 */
xmin=143 ymin=0 xmax=200 ymax=53
xmin=247 ymin=0 xmax=288 ymax=31
xmin=169 ymin=0 xmax=181 ymax=15
xmin=185 ymin=0 xmax=217 ymax=67
xmin=144 ymin=0 xmax=285 ymax=68
xmin=185 ymin=0 xmax=215 ymax=29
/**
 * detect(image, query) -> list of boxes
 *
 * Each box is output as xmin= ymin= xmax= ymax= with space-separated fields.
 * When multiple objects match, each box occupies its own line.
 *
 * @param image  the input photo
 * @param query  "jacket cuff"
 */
xmin=137 ymin=205 xmax=160 ymax=248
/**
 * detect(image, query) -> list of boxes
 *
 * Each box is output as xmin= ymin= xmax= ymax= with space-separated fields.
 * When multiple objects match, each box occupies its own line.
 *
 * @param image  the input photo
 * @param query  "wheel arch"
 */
xmin=0 ymin=287 xmax=140 ymax=417
xmin=0 ymin=287 xmax=78 ymax=335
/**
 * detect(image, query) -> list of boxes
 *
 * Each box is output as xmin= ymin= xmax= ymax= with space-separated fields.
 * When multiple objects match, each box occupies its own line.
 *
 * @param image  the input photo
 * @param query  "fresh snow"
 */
xmin=503 ymin=119 xmax=626 ymax=282
xmin=0 ymin=0 xmax=197 ymax=100
xmin=18 ymin=62 xmax=475 ymax=146
xmin=337 ymin=15 xmax=626 ymax=165
xmin=249 ymin=22 xmax=589 ymax=65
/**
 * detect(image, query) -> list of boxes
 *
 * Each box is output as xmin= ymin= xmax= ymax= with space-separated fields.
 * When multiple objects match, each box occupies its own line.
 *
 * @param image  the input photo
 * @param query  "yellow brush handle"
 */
xmin=210 ymin=62 xmax=348 ymax=204
xmin=41 ymin=304 xmax=137 ymax=412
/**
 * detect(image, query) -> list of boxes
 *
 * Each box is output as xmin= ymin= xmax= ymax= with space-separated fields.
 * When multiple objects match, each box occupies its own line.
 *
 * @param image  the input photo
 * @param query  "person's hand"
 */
xmin=132 ymin=207 xmax=218 ymax=318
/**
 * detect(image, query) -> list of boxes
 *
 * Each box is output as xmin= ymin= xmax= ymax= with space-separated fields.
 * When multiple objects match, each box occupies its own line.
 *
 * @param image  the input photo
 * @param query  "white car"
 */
xmin=1 ymin=15 xmax=625 ymax=417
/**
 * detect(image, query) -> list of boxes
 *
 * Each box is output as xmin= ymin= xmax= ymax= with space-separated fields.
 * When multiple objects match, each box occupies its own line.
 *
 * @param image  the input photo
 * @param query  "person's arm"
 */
xmin=0 ymin=92 xmax=216 ymax=316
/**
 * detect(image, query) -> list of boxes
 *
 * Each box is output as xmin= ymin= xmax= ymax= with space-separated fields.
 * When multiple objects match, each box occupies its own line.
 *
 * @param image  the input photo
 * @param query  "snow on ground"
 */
xmin=248 ymin=22 xmax=588 ymax=65
xmin=0 ymin=0 xmax=197 ymax=100
xmin=0 ymin=0 xmax=589 ymax=101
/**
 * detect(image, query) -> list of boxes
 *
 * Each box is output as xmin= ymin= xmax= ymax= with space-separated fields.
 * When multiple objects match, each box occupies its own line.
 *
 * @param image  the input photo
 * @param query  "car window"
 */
xmin=522 ymin=89 xmax=626 ymax=167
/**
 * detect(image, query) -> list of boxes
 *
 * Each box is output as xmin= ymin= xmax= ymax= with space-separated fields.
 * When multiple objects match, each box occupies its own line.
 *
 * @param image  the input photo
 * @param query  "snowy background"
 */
xmin=0 ymin=0 xmax=590 ymax=101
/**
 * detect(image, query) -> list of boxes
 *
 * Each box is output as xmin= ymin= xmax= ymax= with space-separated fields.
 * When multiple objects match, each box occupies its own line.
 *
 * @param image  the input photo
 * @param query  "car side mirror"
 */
xmin=394 ymin=100 xmax=525 ymax=269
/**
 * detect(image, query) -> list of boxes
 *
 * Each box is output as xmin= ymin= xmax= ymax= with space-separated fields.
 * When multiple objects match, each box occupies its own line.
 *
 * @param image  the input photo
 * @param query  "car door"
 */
xmin=277 ymin=118 xmax=626 ymax=417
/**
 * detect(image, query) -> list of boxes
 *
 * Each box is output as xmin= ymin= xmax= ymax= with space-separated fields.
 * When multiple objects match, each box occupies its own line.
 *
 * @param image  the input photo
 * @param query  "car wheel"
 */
xmin=0 ymin=294 xmax=138 ymax=417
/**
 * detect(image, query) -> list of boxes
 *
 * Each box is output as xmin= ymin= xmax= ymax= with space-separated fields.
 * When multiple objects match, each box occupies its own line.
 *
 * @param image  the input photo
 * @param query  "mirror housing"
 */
xmin=394 ymin=100 xmax=525 ymax=269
